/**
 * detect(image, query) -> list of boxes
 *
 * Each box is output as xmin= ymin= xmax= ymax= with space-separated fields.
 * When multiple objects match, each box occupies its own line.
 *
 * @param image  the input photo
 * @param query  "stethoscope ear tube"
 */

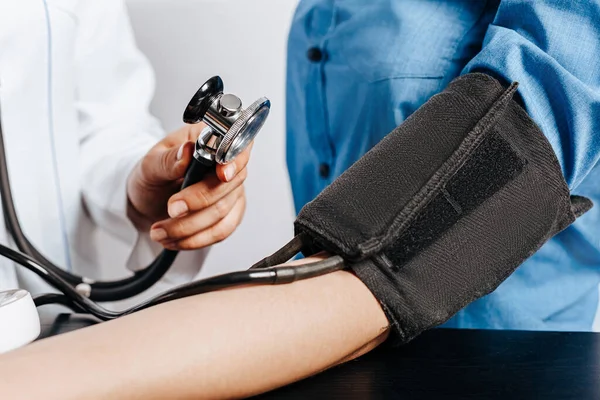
xmin=26 ymin=235 xmax=345 ymax=322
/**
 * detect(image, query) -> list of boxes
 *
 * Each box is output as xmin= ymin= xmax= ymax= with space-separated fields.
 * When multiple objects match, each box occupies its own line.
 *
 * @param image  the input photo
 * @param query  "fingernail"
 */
xmin=176 ymin=143 xmax=185 ymax=161
xmin=150 ymin=228 xmax=167 ymax=242
xmin=224 ymin=164 xmax=237 ymax=181
xmin=168 ymin=200 xmax=188 ymax=218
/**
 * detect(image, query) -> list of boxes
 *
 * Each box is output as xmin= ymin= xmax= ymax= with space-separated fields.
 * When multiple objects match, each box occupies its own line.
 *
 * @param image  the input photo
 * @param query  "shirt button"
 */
xmin=307 ymin=47 xmax=324 ymax=62
xmin=319 ymin=163 xmax=330 ymax=179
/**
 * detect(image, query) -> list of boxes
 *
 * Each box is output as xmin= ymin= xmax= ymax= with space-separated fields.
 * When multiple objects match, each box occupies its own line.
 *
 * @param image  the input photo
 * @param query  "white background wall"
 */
xmin=125 ymin=0 xmax=299 ymax=276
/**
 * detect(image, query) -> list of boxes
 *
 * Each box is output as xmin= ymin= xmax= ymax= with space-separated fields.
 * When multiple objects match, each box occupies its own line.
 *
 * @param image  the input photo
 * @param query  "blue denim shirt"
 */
xmin=286 ymin=0 xmax=600 ymax=331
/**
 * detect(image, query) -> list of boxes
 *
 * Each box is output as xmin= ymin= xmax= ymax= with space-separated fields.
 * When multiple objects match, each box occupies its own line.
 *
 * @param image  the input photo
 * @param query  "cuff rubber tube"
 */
xmin=294 ymin=73 xmax=593 ymax=346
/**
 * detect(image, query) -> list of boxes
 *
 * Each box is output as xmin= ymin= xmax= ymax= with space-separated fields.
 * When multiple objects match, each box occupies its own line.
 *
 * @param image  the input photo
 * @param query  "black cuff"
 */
xmin=294 ymin=73 xmax=592 ymax=345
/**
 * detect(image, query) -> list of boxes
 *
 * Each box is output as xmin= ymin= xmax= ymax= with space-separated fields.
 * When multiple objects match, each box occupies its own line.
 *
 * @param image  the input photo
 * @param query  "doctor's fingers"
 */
xmin=215 ymin=141 xmax=254 ymax=183
xmin=162 ymin=194 xmax=246 ymax=251
xmin=151 ymin=186 xmax=245 ymax=243
xmin=167 ymin=167 xmax=248 ymax=218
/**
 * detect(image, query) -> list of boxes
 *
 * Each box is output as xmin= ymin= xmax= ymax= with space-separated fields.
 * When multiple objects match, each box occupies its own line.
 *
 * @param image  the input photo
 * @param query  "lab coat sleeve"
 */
xmin=461 ymin=0 xmax=600 ymax=191
xmin=73 ymin=0 xmax=187 ymax=271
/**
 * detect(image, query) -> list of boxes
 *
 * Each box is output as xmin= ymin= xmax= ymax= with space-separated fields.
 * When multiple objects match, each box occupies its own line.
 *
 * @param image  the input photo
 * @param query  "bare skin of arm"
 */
xmin=0 ymin=254 xmax=390 ymax=399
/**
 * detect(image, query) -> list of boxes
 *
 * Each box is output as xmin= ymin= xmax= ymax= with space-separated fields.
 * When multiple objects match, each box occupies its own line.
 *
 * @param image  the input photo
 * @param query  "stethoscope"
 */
xmin=0 ymin=76 xmax=344 ymax=351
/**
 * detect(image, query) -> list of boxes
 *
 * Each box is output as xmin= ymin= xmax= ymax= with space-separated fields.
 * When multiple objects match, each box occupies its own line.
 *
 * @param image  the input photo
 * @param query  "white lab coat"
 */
xmin=0 ymin=0 xmax=208 ymax=308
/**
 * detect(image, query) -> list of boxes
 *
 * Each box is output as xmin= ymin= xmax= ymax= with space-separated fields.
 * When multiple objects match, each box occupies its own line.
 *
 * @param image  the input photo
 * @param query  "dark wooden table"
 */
xmin=40 ymin=313 xmax=600 ymax=399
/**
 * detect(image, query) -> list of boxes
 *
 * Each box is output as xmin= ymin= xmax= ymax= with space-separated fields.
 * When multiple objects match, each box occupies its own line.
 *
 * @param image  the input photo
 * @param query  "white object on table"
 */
xmin=0 ymin=289 xmax=40 ymax=354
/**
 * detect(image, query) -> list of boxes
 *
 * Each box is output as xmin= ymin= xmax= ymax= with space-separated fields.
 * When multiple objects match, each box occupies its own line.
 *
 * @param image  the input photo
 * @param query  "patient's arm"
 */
xmin=0 ymin=254 xmax=390 ymax=399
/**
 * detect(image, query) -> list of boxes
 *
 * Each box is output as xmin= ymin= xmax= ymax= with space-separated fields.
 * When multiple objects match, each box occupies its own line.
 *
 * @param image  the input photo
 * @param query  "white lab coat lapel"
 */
xmin=0 ymin=0 xmax=78 ymax=279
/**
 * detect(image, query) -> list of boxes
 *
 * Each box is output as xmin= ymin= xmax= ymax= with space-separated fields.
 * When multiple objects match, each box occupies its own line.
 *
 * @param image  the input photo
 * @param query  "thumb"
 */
xmin=147 ymin=141 xmax=195 ymax=184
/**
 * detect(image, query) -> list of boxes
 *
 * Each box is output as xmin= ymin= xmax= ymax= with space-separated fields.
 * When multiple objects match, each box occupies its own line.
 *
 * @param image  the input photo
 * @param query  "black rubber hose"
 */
xmin=122 ymin=256 xmax=346 ymax=315
xmin=0 ymin=242 xmax=120 ymax=319
xmin=248 ymin=232 xmax=309 ymax=270
xmin=20 ymin=239 xmax=344 ymax=321
xmin=31 ymin=269 xmax=277 ymax=321
xmin=33 ymin=293 xmax=87 ymax=314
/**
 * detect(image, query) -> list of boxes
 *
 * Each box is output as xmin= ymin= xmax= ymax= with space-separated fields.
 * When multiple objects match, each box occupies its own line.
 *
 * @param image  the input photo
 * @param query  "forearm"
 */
xmin=0 ymin=255 xmax=389 ymax=399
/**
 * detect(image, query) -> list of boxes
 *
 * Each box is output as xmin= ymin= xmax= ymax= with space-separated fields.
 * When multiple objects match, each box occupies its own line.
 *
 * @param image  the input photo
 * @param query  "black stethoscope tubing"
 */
xmin=0 ymin=101 xmax=212 ymax=302
xmin=0 ymin=94 xmax=344 ymax=319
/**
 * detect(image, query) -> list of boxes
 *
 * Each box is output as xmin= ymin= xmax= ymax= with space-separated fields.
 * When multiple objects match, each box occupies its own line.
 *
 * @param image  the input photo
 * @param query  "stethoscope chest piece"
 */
xmin=183 ymin=76 xmax=271 ymax=164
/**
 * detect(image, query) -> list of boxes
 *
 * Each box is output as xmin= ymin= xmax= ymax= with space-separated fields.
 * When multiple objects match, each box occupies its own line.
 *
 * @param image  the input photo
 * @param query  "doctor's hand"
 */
xmin=126 ymin=123 xmax=250 ymax=250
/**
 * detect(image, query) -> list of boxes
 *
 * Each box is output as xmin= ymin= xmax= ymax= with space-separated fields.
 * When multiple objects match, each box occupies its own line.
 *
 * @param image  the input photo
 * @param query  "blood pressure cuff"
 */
xmin=293 ymin=72 xmax=593 ymax=346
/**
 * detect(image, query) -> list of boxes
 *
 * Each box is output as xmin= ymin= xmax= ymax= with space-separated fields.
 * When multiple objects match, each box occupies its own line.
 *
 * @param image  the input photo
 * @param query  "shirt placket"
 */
xmin=305 ymin=1 xmax=337 ymax=185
